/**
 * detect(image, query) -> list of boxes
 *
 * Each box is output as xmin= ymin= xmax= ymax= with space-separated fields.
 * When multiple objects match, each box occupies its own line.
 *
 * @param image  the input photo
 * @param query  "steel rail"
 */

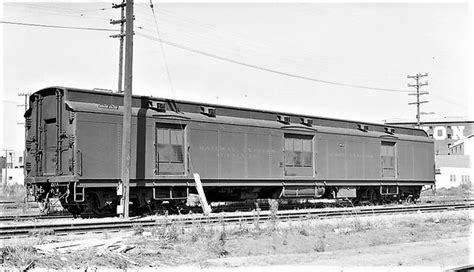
xmin=0 ymin=214 xmax=74 ymax=222
xmin=0 ymin=202 xmax=472 ymax=239
xmin=2 ymin=198 xmax=472 ymax=222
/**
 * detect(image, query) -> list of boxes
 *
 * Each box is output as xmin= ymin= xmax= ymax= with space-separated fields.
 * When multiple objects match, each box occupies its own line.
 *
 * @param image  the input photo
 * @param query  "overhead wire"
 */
xmin=148 ymin=0 xmax=176 ymax=96
xmin=7 ymin=2 xmax=401 ymax=86
xmin=430 ymin=93 xmax=465 ymax=108
xmin=134 ymin=7 xmax=406 ymax=83
xmin=0 ymin=20 xmax=117 ymax=32
xmin=4 ymin=3 xmax=115 ymax=21
xmin=4 ymin=3 xmax=111 ymax=14
xmin=4 ymin=4 xmax=412 ymax=93
xmin=137 ymin=32 xmax=411 ymax=93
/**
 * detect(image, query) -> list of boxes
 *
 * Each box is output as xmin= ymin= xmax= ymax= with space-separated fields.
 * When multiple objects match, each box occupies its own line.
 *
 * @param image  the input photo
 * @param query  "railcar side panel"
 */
xmin=413 ymin=141 xmax=435 ymax=180
xmin=345 ymin=138 xmax=365 ymax=180
xmin=270 ymin=134 xmax=283 ymax=178
xmin=76 ymin=112 xmax=121 ymax=179
xmin=397 ymin=141 xmax=415 ymax=180
xmin=316 ymin=134 xmax=383 ymax=181
xmin=326 ymin=135 xmax=348 ymax=179
xmin=219 ymin=130 xmax=246 ymax=178
xmin=188 ymin=127 xmax=219 ymax=178
xmin=363 ymin=138 xmax=382 ymax=179
xmin=314 ymin=136 xmax=328 ymax=178
xmin=187 ymin=122 xmax=284 ymax=179
xmin=246 ymin=132 xmax=271 ymax=178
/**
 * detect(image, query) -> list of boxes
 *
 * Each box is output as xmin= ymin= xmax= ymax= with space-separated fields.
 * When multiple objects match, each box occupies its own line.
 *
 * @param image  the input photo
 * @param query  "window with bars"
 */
xmin=155 ymin=124 xmax=185 ymax=175
xmin=284 ymin=134 xmax=313 ymax=176
xmin=381 ymin=141 xmax=397 ymax=178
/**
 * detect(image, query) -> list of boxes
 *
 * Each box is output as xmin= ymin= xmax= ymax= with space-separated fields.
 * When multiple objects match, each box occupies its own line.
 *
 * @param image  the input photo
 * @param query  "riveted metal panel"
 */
xmin=189 ymin=128 xmax=219 ymax=178
xmin=398 ymin=141 xmax=414 ymax=179
xmin=247 ymin=132 xmax=271 ymax=178
xmin=346 ymin=138 xmax=364 ymax=180
xmin=327 ymin=135 xmax=346 ymax=179
xmin=270 ymin=134 xmax=283 ymax=178
xmin=76 ymin=113 xmax=120 ymax=179
xmin=219 ymin=131 xmax=246 ymax=178
xmin=364 ymin=138 xmax=381 ymax=179
xmin=315 ymin=137 xmax=328 ymax=178
xmin=413 ymin=141 xmax=435 ymax=180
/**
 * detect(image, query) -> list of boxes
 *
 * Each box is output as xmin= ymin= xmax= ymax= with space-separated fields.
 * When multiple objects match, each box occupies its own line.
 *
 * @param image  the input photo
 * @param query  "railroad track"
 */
xmin=1 ymin=198 xmax=471 ymax=222
xmin=1 ymin=202 xmax=472 ymax=239
xmin=0 ymin=214 xmax=74 ymax=222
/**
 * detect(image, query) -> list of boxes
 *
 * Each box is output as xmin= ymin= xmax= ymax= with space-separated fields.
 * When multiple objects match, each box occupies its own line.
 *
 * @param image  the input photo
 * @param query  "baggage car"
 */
xmin=24 ymin=87 xmax=435 ymax=215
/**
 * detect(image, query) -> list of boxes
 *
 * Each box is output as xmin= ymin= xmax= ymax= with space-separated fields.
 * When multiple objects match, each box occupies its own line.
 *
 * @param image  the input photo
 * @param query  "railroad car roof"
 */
xmin=64 ymin=100 xmax=430 ymax=143
xmin=31 ymin=86 xmax=429 ymax=138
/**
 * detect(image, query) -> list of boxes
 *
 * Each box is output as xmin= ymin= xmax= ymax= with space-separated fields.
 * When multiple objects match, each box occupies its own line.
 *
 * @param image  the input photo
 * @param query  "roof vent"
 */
xmin=200 ymin=106 xmax=216 ymax=117
xmin=277 ymin=115 xmax=290 ymax=124
xmin=93 ymin=88 xmax=113 ymax=92
xmin=149 ymin=101 xmax=166 ymax=112
xmin=357 ymin=124 xmax=369 ymax=131
xmin=300 ymin=117 xmax=313 ymax=126
xmin=384 ymin=127 xmax=395 ymax=134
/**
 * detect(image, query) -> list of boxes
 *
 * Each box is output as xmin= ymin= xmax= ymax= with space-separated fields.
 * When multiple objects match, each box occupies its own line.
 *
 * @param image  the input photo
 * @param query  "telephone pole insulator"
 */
xmin=110 ymin=18 xmax=126 ymax=25
xmin=407 ymin=73 xmax=430 ymax=128
xmin=112 ymin=2 xmax=126 ymax=8
xmin=109 ymin=33 xmax=126 ymax=38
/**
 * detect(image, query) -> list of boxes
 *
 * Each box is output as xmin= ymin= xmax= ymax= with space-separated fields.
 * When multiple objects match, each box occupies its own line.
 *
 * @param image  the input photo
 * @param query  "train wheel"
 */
xmin=85 ymin=193 xmax=106 ymax=215
xmin=405 ymin=195 xmax=415 ymax=204
xmin=60 ymin=199 xmax=86 ymax=217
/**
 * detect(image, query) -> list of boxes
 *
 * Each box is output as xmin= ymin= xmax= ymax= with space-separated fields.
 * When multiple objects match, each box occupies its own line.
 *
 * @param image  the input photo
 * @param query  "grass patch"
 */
xmin=1 ymin=210 xmax=471 ymax=269
xmin=421 ymin=184 xmax=472 ymax=198
xmin=1 ymin=184 xmax=26 ymax=202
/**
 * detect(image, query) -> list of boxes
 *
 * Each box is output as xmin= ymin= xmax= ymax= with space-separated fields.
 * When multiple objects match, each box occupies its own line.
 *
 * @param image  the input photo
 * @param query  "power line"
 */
xmin=430 ymin=93 xmax=464 ymax=108
xmin=3 ymin=19 xmax=410 ymax=93
xmin=148 ymin=0 xmax=175 ymax=95
xmin=5 ymin=3 xmax=110 ymax=14
xmin=0 ymin=20 xmax=117 ymax=32
xmin=136 ymin=32 xmax=411 ymax=93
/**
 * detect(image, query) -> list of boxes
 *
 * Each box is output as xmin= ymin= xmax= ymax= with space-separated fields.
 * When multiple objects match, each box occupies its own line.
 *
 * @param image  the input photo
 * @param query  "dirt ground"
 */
xmin=1 ymin=210 xmax=472 ymax=271
xmin=193 ymin=236 xmax=470 ymax=271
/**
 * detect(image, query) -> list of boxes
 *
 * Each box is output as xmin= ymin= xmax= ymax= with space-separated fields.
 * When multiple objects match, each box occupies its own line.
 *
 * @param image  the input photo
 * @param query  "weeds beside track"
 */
xmin=1 ymin=202 xmax=472 ymax=239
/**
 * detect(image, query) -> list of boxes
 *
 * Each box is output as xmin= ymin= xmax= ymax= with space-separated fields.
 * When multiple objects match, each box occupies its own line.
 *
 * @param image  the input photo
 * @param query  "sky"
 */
xmin=1 ymin=1 xmax=473 ymax=151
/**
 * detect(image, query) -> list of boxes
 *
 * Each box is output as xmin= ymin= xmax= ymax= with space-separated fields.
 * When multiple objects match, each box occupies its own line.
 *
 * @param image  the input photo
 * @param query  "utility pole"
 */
xmin=110 ymin=1 xmax=126 ymax=93
xmin=119 ymin=0 xmax=134 ymax=219
xmin=407 ymin=73 xmax=429 ymax=128
xmin=18 ymin=93 xmax=30 ymax=175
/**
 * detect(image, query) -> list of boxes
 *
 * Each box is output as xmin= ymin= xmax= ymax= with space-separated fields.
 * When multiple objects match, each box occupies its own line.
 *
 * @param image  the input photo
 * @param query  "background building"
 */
xmin=386 ymin=117 xmax=473 ymax=189
xmin=1 ymin=150 xmax=25 ymax=186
